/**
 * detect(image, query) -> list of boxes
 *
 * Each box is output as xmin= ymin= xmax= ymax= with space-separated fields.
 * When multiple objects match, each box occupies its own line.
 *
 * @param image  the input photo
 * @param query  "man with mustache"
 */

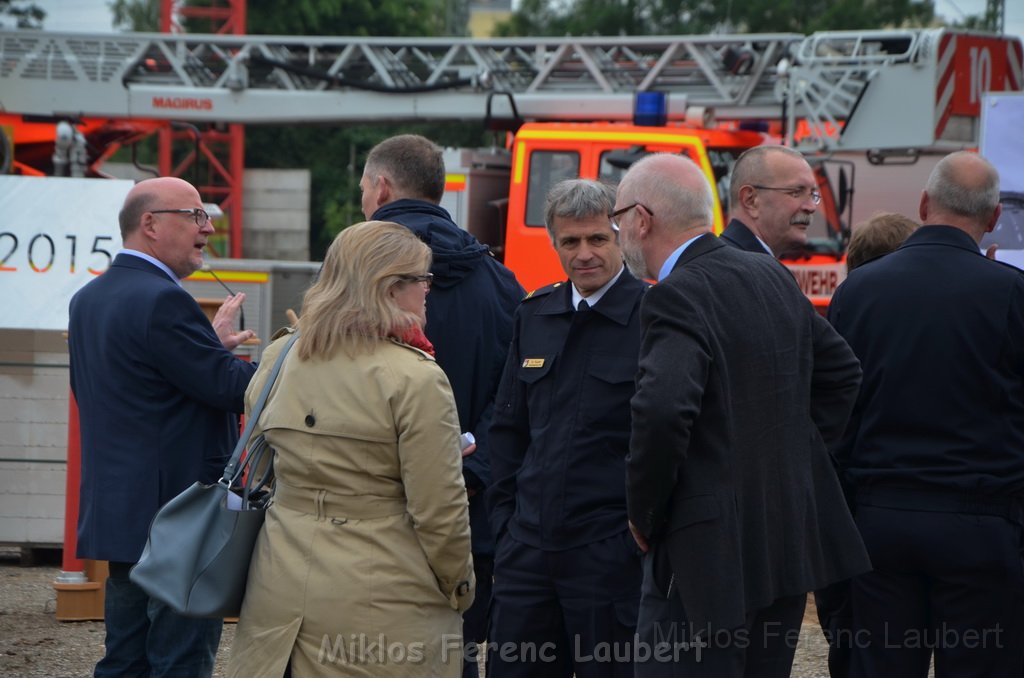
xmin=721 ymin=145 xmax=819 ymax=258
xmin=721 ymin=145 xmax=852 ymax=678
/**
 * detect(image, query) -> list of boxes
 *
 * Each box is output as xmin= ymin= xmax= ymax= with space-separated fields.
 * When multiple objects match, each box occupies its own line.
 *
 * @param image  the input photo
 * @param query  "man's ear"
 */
xmin=637 ymin=206 xmax=653 ymax=240
xmin=986 ymin=203 xmax=1002 ymax=233
xmin=139 ymin=212 xmax=159 ymax=241
xmin=918 ymin=190 xmax=929 ymax=222
xmin=739 ymin=184 xmax=759 ymax=217
xmin=376 ymin=175 xmax=393 ymax=208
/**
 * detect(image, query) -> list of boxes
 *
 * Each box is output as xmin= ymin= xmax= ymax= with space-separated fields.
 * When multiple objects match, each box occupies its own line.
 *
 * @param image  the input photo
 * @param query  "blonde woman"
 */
xmin=228 ymin=221 xmax=475 ymax=677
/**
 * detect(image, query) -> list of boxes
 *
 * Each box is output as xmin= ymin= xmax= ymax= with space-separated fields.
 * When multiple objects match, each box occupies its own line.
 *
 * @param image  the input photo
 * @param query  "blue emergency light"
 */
xmin=634 ymin=91 xmax=667 ymax=127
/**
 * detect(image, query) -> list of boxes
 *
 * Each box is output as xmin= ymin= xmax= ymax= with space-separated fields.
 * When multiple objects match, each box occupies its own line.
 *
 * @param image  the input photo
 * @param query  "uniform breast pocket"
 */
xmin=581 ymin=352 xmax=637 ymax=429
xmin=518 ymin=354 xmax=556 ymax=427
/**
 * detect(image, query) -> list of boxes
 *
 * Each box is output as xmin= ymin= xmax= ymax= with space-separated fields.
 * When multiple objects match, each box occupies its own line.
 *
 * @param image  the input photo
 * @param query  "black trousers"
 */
xmin=815 ymin=579 xmax=853 ymax=678
xmin=850 ymin=506 xmax=1024 ymax=678
xmin=634 ymin=551 xmax=806 ymax=678
xmin=488 ymin=531 xmax=642 ymax=678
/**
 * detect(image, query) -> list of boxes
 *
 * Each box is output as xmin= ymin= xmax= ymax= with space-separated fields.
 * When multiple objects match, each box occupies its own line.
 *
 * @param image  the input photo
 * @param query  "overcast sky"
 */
xmin=22 ymin=0 xmax=1024 ymax=38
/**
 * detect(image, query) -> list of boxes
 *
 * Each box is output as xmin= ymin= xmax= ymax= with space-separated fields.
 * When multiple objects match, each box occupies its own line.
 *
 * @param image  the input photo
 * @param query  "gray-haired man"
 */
xmin=487 ymin=179 xmax=648 ymax=677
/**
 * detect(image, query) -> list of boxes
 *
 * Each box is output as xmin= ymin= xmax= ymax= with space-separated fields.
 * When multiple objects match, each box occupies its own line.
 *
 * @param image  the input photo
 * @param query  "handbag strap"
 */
xmin=221 ymin=330 xmax=300 ymax=484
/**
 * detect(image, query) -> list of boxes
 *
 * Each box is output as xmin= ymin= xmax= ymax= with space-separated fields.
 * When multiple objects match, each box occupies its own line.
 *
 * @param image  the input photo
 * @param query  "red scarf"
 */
xmin=394 ymin=325 xmax=435 ymax=356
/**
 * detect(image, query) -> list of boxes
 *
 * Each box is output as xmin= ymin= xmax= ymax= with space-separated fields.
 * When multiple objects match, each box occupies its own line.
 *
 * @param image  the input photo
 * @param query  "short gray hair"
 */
xmin=730 ymin=145 xmax=808 ymax=208
xmin=364 ymin=134 xmax=446 ymax=204
xmin=925 ymin=151 xmax=1000 ymax=221
xmin=544 ymin=179 xmax=616 ymax=241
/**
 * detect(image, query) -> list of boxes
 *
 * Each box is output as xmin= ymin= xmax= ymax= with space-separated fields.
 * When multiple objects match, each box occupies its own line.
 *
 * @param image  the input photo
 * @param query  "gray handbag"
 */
xmin=129 ymin=330 xmax=299 ymax=619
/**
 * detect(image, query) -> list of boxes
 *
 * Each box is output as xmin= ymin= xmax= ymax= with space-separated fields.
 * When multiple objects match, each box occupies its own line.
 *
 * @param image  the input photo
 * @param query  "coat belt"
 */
xmin=274 ymin=481 xmax=406 ymax=521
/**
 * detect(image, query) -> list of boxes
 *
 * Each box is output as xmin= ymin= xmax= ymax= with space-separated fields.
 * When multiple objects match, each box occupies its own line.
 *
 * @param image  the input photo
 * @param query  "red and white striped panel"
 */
xmin=934 ymin=33 xmax=956 ymax=142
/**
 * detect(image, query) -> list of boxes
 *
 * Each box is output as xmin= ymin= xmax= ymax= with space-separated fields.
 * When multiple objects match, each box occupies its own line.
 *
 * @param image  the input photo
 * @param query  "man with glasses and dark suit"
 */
xmin=617 ymin=153 xmax=868 ymax=678
xmin=721 ymin=144 xmax=855 ymax=678
xmin=721 ymin=145 xmax=820 ymax=259
xmin=68 ymin=176 xmax=256 ymax=676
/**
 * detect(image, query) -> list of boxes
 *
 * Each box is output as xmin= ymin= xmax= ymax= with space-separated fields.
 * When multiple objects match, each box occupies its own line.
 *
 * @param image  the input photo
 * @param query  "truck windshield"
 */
xmin=525 ymin=150 xmax=580 ymax=227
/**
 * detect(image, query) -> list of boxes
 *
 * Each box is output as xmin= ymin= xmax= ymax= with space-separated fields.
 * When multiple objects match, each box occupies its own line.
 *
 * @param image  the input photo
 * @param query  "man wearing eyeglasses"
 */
xmin=487 ymin=179 xmax=647 ymax=677
xmin=361 ymin=134 xmax=524 ymax=677
xmin=68 ymin=177 xmax=256 ymax=676
xmin=722 ymin=145 xmax=820 ymax=259
xmin=616 ymin=153 xmax=868 ymax=678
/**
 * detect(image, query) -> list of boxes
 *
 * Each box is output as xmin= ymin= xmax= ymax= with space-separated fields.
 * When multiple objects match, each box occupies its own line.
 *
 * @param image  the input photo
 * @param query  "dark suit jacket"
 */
xmin=69 ymin=253 xmax=256 ymax=563
xmin=720 ymin=218 xmax=771 ymax=255
xmin=829 ymin=225 xmax=1024 ymax=498
xmin=627 ymin=233 xmax=869 ymax=632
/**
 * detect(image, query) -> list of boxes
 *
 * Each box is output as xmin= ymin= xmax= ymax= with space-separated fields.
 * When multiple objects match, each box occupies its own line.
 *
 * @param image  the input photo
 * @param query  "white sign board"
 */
xmin=980 ymin=93 xmax=1024 ymax=193
xmin=0 ymin=176 xmax=131 ymax=330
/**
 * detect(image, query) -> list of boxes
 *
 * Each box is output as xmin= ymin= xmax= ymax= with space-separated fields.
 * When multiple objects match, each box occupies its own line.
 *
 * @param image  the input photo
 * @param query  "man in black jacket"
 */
xmin=487 ymin=179 xmax=647 ymax=677
xmin=829 ymin=151 xmax=1024 ymax=677
xmin=618 ymin=153 xmax=868 ymax=678
xmin=361 ymin=134 xmax=524 ymax=677
xmin=721 ymin=143 xmax=854 ymax=678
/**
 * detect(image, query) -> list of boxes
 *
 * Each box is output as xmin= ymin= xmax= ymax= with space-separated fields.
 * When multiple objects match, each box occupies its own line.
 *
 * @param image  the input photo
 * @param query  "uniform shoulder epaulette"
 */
xmin=523 ymin=281 xmax=563 ymax=301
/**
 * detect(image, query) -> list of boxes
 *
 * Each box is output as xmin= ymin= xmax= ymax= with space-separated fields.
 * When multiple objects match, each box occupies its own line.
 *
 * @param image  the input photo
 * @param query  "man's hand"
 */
xmin=986 ymin=243 xmax=999 ymax=260
xmin=629 ymin=520 xmax=649 ymax=553
xmin=213 ymin=293 xmax=256 ymax=350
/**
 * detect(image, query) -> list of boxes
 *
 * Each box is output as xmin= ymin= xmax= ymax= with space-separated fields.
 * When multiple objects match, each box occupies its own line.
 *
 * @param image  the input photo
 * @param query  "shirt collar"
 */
xmin=120 ymin=249 xmax=182 ymax=286
xmin=572 ymin=264 xmax=624 ymax=309
xmin=658 ymin=238 xmax=702 ymax=281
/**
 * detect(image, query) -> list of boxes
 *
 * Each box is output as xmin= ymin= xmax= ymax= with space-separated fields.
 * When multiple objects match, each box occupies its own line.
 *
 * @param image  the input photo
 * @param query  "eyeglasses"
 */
xmin=150 ymin=208 xmax=211 ymax=226
xmin=610 ymin=203 xmax=653 ymax=231
xmin=611 ymin=203 xmax=655 ymax=219
xmin=399 ymin=273 xmax=433 ymax=286
xmin=749 ymin=185 xmax=822 ymax=205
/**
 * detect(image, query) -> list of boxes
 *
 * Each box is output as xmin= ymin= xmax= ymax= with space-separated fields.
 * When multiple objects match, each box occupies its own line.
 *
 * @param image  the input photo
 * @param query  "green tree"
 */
xmin=0 ymin=0 xmax=44 ymax=28
xmin=241 ymin=1 xmax=489 ymax=257
xmin=105 ymin=0 xmax=492 ymax=259
xmin=110 ymin=0 xmax=160 ymax=32
xmin=494 ymin=0 xmax=936 ymax=37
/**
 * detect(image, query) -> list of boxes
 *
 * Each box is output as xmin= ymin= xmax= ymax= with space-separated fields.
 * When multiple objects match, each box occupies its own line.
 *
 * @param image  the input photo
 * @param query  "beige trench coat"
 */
xmin=228 ymin=332 xmax=475 ymax=677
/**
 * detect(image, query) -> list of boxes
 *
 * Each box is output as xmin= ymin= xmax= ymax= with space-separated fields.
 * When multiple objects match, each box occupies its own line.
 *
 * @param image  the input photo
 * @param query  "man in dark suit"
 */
xmin=487 ymin=179 xmax=647 ymax=677
xmin=68 ymin=177 xmax=256 ymax=676
xmin=721 ymin=145 xmax=819 ymax=258
xmin=721 ymin=144 xmax=855 ymax=678
xmin=616 ymin=153 xmax=869 ymax=677
xmin=361 ymin=134 xmax=524 ymax=677
xmin=829 ymin=151 xmax=1024 ymax=677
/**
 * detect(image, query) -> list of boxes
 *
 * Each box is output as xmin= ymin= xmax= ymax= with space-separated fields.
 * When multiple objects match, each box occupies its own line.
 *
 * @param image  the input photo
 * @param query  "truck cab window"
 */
xmin=525 ymin=151 xmax=580 ymax=227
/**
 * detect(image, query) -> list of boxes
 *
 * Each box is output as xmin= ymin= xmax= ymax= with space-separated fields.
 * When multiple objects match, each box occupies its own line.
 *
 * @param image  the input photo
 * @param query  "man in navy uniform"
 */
xmin=487 ymin=179 xmax=647 ymax=677
xmin=829 ymin=151 xmax=1024 ymax=677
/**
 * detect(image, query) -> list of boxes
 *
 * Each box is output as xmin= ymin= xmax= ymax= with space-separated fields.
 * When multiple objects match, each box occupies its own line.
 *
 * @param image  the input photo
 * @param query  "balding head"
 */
xmin=619 ymin=153 xmax=714 ymax=233
xmin=120 ymin=177 xmax=198 ymax=240
xmin=119 ymin=176 xmax=212 ymax=279
xmin=921 ymin=151 xmax=1001 ymax=242
xmin=615 ymin=153 xmax=714 ymax=278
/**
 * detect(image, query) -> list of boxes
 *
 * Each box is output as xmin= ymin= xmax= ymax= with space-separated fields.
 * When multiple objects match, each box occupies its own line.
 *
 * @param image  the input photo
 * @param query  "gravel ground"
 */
xmin=0 ymin=548 xmax=833 ymax=677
